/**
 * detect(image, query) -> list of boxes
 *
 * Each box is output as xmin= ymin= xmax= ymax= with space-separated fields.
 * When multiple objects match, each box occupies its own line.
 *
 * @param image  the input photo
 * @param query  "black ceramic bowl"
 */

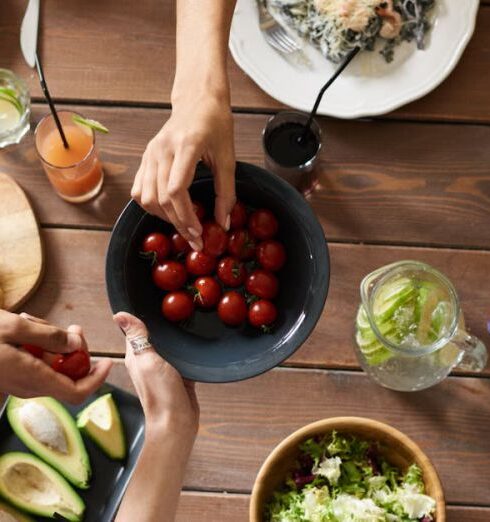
xmin=106 ymin=162 xmax=329 ymax=382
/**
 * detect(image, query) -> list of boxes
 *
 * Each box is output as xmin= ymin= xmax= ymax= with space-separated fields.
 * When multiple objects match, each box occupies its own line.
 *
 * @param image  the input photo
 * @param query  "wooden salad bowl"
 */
xmin=250 ymin=417 xmax=445 ymax=522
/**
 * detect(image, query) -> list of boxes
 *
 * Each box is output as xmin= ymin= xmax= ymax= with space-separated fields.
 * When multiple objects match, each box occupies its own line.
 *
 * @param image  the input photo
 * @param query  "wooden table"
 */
xmin=1 ymin=1 xmax=490 ymax=520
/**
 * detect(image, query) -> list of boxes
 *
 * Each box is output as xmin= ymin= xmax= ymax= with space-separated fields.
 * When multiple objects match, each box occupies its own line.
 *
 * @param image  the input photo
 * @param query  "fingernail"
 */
xmin=188 ymin=227 xmax=201 ymax=238
xmin=225 ymin=215 xmax=231 ymax=231
xmin=189 ymin=239 xmax=203 ymax=251
xmin=67 ymin=332 xmax=83 ymax=350
xmin=114 ymin=314 xmax=128 ymax=331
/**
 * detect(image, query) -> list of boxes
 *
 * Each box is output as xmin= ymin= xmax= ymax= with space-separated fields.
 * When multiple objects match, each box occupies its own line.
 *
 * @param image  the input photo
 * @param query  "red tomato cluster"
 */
xmin=141 ymin=200 xmax=287 ymax=331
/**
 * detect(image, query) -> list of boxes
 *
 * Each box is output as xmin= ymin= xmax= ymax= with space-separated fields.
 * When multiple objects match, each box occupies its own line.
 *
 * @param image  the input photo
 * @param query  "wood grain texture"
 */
xmin=105 ymin=362 xmax=490 ymax=505
xmin=23 ymin=230 xmax=490 ymax=377
xmin=2 ymin=105 xmax=490 ymax=248
xmin=177 ymin=492 xmax=490 ymax=522
xmin=1 ymin=1 xmax=490 ymax=122
xmin=0 ymin=173 xmax=43 ymax=311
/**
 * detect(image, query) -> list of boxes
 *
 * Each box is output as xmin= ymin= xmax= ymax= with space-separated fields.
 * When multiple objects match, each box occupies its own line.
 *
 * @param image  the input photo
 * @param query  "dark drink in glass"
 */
xmin=262 ymin=111 xmax=321 ymax=191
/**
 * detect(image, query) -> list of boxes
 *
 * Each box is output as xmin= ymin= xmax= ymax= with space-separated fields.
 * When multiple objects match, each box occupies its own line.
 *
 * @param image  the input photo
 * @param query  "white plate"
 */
xmin=230 ymin=0 xmax=479 ymax=118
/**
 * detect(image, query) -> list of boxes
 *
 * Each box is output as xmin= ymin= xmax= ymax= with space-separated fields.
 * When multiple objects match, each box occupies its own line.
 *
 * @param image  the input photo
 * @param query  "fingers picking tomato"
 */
xmin=193 ymin=277 xmax=222 ymax=309
xmin=186 ymin=251 xmax=216 ymax=276
xmin=217 ymin=256 xmax=247 ymax=287
xmin=248 ymin=300 xmax=277 ymax=329
xmin=218 ymin=291 xmax=248 ymax=326
xmin=51 ymin=350 xmax=91 ymax=381
xmin=22 ymin=344 xmax=44 ymax=359
xmin=162 ymin=291 xmax=194 ymax=322
xmin=141 ymin=232 xmax=171 ymax=263
xmin=171 ymin=232 xmax=191 ymax=255
xmin=152 ymin=261 xmax=188 ymax=291
xmin=256 ymin=240 xmax=286 ymax=272
xmin=230 ymin=201 xmax=247 ymax=230
xmin=246 ymin=269 xmax=279 ymax=300
xmin=192 ymin=201 xmax=206 ymax=222
xmin=202 ymin=222 xmax=228 ymax=257
xmin=228 ymin=229 xmax=256 ymax=260
xmin=248 ymin=209 xmax=279 ymax=240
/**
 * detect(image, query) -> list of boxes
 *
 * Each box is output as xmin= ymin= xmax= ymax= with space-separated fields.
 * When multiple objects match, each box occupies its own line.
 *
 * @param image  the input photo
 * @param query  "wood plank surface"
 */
xmin=105 ymin=362 xmax=490 ymax=505
xmin=2 ymin=105 xmax=490 ymax=249
xmin=176 ymin=491 xmax=490 ymax=521
xmin=1 ymin=1 xmax=490 ymax=122
xmin=23 ymin=229 xmax=490 ymax=376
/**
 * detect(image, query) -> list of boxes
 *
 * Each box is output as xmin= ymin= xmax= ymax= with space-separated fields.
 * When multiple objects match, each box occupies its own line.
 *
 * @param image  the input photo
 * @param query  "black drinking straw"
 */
xmin=35 ymin=53 xmax=69 ymax=149
xmin=300 ymin=46 xmax=360 ymax=143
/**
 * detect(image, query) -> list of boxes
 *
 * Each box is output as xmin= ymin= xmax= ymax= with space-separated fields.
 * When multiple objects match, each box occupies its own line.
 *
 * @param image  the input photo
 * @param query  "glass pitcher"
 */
xmin=354 ymin=260 xmax=487 ymax=391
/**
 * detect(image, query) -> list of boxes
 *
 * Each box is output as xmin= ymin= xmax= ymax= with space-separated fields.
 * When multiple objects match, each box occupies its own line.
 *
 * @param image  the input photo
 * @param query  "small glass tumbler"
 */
xmin=262 ymin=111 xmax=322 ymax=191
xmin=0 ymin=69 xmax=31 ymax=148
xmin=35 ymin=111 xmax=104 ymax=203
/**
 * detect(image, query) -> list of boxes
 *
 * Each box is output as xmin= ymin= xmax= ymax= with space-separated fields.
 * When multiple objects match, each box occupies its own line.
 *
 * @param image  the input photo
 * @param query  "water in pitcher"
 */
xmin=354 ymin=265 xmax=466 ymax=391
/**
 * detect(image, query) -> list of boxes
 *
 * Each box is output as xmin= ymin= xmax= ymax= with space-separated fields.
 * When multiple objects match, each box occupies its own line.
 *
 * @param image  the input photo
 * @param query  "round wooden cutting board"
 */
xmin=0 ymin=173 xmax=44 ymax=311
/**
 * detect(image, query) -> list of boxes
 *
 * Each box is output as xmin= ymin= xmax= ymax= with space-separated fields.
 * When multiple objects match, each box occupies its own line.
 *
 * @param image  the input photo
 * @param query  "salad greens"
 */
xmin=265 ymin=432 xmax=436 ymax=522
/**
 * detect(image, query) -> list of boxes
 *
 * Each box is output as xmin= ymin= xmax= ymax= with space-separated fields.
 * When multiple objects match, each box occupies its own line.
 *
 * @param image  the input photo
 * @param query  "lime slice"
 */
xmin=72 ymin=115 xmax=109 ymax=134
xmin=0 ymin=87 xmax=23 ymax=115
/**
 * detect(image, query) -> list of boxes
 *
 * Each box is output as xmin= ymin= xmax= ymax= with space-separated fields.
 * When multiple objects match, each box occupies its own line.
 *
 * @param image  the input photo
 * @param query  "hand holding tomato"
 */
xmin=0 ymin=311 xmax=111 ymax=404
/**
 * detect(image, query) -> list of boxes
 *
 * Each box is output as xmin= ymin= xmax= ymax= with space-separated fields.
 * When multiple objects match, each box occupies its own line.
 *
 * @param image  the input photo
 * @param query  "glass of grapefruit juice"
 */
xmin=35 ymin=111 xmax=104 ymax=203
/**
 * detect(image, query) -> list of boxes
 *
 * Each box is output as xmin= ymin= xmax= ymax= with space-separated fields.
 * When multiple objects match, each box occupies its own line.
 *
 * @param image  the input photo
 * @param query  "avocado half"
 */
xmin=7 ymin=397 xmax=91 ymax=489
xmin=0 ymin=452 xmax=85 ymax=521
xmin=77 ymin=393 xmax=126 ymax=460
xmin=0 ymin=498 xmax=35 ymax=522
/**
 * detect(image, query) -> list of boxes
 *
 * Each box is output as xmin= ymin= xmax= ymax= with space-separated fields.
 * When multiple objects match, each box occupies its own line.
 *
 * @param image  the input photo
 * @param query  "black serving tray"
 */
xmin=0 ymin=384 xmax=145 ymax=522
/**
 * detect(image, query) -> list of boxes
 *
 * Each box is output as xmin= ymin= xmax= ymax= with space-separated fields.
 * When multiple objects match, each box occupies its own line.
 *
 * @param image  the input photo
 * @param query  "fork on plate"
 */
xmin=256 ymin=0 xmax=310 ymax=63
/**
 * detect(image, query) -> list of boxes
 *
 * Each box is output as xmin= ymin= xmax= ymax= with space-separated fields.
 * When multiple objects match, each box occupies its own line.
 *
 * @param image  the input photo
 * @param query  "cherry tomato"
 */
xmin=217 ymin=291 xmax=248 ymax=326
xmin=248 ymin=300 xmax=277 ymax=329
xmin=171 ymin=233 xmax=191 ymax=255
xmin=193 ymin=277 xmax=222 ymax=309
xmin=162 ymin=291 xmax=194 ymax=322
xmin=248 ymin=209 xmax=279 ymax=240
xmin=246 ymin=269 xmax=279 ymax=300
xmin=256 ymin=240 xmax=286 ymax=272
xmin=192 ymin=201 xmax=206 ymax=222
xmin=202 ymin=222 xmax=228 ymax=257
xmin=230 ymin=200 xmax=247 ymax=230
xmin=141 ymin=232 xmax=171 ymax=263
xmin=51 ymin=350 xmax=91 ymax=381
xmin=217 ymin=257 xmax=247 ymax=287
xmin=227 ymin=230 xmax=256 ymax=260
xmin=22 ymin=344 xmax=44 ymax=359
xmin=186 ymin=251 xmax=216 ymax=276
xmin=152 ymin=261 xmax=187 ymax=291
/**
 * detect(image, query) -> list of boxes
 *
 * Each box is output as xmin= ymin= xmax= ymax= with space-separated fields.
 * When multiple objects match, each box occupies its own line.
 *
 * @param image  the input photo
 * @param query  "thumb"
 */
xmin=113 ymin=312 xmax=149 ymax=340
xmin=213 ymin=155 xmax=236 ymax=231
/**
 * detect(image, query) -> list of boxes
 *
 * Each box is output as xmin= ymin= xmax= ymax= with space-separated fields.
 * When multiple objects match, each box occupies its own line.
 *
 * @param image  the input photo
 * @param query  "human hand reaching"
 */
xmin=131 ymin=93 xmax=236 ymax=251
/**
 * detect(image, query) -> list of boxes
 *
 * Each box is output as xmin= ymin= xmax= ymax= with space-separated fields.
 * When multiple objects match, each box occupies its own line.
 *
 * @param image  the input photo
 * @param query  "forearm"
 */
xmin=115 ymin=423 xmax=195 ymax=522
xmin=173 ymin=0 xmax=237 ymax=101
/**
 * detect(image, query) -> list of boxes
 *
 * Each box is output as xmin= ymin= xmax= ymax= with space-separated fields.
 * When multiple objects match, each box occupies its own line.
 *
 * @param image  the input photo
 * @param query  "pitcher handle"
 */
xmin=453 ymin=330 xmax=488 ymax=372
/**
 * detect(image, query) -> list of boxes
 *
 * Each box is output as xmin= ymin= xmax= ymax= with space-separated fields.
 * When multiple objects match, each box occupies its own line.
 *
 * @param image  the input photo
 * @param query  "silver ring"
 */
xmin=129 ymin=336 xmax=152 ymax=354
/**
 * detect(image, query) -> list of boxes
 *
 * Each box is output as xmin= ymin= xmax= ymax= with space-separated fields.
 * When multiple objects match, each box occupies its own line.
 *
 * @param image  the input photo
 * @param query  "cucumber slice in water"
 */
xmin=372 ymin=278 xmax=416 ymax=323
xmin=415 ymin=282 xmax=448 ymax=344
